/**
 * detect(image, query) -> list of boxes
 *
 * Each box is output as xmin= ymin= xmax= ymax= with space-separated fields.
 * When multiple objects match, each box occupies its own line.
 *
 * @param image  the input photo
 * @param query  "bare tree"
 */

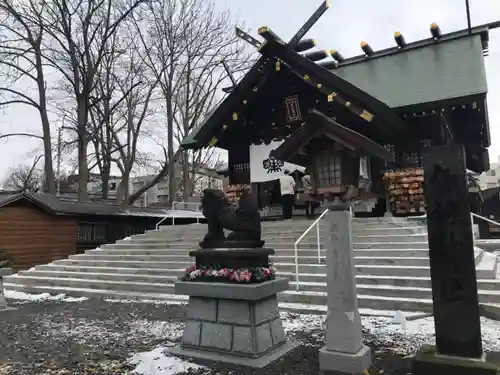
xmin=0 ymin=0 xmax=56 ymax=194
xmin=131 ymin=0 xmax=247 ymax=205
xmin=3 ymin=155 xmax=43 ymax=192
xmin=38 ymin=0 xmax=146 ymax=201
xmin=109 ymin=43 xmax=161 ymax=203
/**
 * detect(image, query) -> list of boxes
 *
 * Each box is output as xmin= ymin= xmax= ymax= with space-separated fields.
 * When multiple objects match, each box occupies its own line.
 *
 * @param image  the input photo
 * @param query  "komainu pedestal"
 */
xmin=168 ymin=248 xmax=298 ymax=368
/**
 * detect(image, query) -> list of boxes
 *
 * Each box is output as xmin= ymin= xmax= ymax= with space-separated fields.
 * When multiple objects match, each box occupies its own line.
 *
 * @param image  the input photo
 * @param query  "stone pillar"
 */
xmin=319 ymin=206 xmax=371 ymax=374
xmin=412 ymin=144 xmax=498 ymax=375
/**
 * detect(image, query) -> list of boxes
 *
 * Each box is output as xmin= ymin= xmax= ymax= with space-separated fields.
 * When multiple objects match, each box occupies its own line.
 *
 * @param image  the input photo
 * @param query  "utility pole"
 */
xmin=56 ymin=126 xmax=62 ymax=197
xmin=465 ymin=0 xmax=472 ymax=34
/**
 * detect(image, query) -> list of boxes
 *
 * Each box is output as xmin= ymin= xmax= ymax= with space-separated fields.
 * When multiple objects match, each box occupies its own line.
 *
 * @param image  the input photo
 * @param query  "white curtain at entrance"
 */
xmin=249 ymin=141 xmax=305 ymax=183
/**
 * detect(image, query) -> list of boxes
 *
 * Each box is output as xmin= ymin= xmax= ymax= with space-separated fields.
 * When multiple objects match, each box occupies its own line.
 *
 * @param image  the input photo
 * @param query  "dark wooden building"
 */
xmin=0 ymin=193 xmax=181 ymax=271
xmin=181 ymin=19 xmax=495 ymax=216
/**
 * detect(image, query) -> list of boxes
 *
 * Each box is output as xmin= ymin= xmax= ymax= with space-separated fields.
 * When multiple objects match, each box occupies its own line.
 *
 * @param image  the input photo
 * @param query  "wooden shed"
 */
xmin=0 ymin=193 xmax=196 ymax=271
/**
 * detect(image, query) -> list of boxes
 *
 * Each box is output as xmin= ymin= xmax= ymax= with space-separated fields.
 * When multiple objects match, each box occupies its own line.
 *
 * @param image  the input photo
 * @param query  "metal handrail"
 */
xmin=155 ymin=201 xmax=202 ymax=230
xmin=293 ymin=208 xmax=329 ymax=291
xmin=471 ymin=212 xmax=500 ymax=227
xmin=155 ymin=215 xmax=169 ymax=230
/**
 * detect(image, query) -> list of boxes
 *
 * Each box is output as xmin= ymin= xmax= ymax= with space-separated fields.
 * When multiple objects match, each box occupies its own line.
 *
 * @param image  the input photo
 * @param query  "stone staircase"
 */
xmin=4 ymin=217 xmax=500 ymax=314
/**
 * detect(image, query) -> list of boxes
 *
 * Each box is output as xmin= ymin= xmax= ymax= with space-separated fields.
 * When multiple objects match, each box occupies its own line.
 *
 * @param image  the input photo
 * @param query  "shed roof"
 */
xmin=0 ymin=193 xmax=170 ymax=218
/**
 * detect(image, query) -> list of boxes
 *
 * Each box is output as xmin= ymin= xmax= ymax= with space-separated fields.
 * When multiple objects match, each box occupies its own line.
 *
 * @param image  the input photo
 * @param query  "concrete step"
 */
xmin=354 ymin=242 xmax=429 ymax=249
xmin=9 ymin=269 xmax=500 ymax=305
xmin=123 ymin=232 xmax=429 ymax=245
xmin=69 ymin=253 xmax=329 ymax=265
xmin=17 ymin=270 xmax=180 ymax=283
xmin=354 ymin=257 xmax=429 ymax=266
xmin=2 ymin=281 xmax=433 ymax=314
xmin=35 ymin=264 xmax=186 ymax=276
xmin=354 ymin=265 xmax=430 ymax=277
xmin=86 ymin=248 xmax=327 ymax=256
xmin=70 ymin=253 xmax=430 ymax=267
xmin=51 ymin=259 xmax=433 ymax=277
xmin=85 ymin=248 xmax=431 ymax=258
xmin=280 ymin=290 xmax=433 ymax=312
xmin=101 ymin=242 xmax=326 ymax=250
xmin=4 ymin=275 xmax=176 ymax=294
xmin=33 ymin=266 xmax=499 ymax=292
xmin=354 ymin=234 xmax=427 ymax=243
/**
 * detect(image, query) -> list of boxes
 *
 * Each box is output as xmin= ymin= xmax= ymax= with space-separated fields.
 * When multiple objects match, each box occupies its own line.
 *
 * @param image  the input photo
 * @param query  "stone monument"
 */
xmin=168 ymin=188 xmax=298 ymax=368
xmin=412 ymin=144 xmax=498 ymax=375
xmin=319 ymin=205 xmax=372 ymax=374
xmin=0 ymin=265 xmax=13 ymax=311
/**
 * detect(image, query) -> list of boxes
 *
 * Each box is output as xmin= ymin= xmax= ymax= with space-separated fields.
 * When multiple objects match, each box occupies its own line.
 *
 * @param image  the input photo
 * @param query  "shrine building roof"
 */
xmin=181 ymin=21 xmax=497 ymax=151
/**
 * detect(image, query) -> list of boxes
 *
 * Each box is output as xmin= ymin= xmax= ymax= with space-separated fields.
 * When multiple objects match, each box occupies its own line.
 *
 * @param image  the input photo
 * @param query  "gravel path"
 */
xmin=0 ymin=298 xmax=185 ymax=375
xmin=0 ymin=297 xmax=497 ymax=375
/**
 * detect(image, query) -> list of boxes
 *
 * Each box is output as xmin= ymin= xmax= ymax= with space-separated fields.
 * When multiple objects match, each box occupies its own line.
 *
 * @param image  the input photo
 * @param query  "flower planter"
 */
xmin=168 ymin=248 xmax=298 ymax=368
xmin=0 ymin=267 xmax=12 ymax=311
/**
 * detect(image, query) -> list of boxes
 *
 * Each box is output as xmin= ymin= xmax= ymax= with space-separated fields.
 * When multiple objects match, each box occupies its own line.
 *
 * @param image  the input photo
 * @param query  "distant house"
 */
xmin=0 ymin=193 xmax=200 ymax=271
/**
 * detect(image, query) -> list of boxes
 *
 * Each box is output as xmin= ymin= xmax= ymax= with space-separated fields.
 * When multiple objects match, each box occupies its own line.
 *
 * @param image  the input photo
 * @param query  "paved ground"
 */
xmin=0 ymin=296 xmax=496 ymax=375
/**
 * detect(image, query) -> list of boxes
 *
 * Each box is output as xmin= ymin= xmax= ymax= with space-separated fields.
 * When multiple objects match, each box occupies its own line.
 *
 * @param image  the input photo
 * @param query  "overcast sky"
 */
xmin=0 ymin=0 xmax=499 ymax=178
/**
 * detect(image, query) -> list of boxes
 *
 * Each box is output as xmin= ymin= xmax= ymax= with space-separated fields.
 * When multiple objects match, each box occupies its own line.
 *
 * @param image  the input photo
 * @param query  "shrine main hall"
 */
xmin=182 ymin=19 xmax=494 ymax=217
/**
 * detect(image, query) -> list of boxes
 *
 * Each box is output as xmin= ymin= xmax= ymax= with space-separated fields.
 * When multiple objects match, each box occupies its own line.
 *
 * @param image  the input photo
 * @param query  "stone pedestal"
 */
xmin=169 ymin=278 xmax=297 ymax=367
xmin=319 ymin=207 xmax=372 ymax=374
xmin=413 ymin=345 xmax=498 ymax=375
xmin=0 ymin=268 xmax=13 ymax=311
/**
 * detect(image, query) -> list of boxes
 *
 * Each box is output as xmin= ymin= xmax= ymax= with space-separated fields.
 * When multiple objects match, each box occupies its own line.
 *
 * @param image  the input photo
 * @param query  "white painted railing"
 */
xmin=155 ymin=201 xmax=203 ymax=230
xmin=293 ymin=208 xmax=329 ymax=291
xmin=471 ymin=212 xmax=500 ymax=227
xmin=470 ymin=212 xmax=500 ymax=243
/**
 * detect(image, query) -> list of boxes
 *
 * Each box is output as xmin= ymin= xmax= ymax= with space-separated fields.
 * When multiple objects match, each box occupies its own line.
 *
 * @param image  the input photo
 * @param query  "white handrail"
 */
xmin=471 ymin=212 xmax=500 ymax=226
xmin=155 ymin=215 xmax=170 ymax=230
xmin=293 ymin=208 xmax=329 ymax=291
xmin=155 ymin=201 xmax=202 ymax=230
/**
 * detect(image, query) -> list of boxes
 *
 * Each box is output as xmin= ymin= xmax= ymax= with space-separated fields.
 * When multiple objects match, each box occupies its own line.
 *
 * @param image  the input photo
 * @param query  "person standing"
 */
xmin=302 ymin=173 xmax=316 ymax=219
xmin=279 ymin=169 xmax=295 ymax=220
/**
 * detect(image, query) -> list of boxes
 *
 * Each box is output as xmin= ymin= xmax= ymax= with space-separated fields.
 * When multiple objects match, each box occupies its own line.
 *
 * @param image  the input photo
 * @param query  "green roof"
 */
xmin=334 ymin=34 xmax=487 ymax=108
xmin=182 ymin=27 xmax=489 ymax=149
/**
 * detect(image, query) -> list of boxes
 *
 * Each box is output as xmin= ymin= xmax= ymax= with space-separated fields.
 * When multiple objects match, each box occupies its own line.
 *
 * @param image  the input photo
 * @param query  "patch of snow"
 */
xmin=279 ymin=312 xmax=500 ymax=355
xmin=123 ymin=237 xmax=132 ymax=241
xmin=390 ymin=310 xmax=408 ymax=329
xmin=129 ymin=346 xmax=204 ymax=375
xmin=4 ymin=290 xmax=88 ymax=303
xmin=104 ymin=298 xmax=187 ymax=305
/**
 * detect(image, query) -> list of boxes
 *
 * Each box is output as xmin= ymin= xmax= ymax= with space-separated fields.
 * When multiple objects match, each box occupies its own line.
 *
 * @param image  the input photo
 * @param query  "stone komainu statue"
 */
xmin=199 ymin=188 xmax=264 ymax=249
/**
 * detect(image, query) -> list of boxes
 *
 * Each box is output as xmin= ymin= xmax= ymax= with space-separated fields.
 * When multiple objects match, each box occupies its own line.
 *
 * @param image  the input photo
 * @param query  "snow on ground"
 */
xmin=104 ymin=298 xmax=187 ymax=306
xmin=4 ymin=290 xmax=88 ymax=303
xmin=129 ymin=346 xmax=204 ymax=375
xmin=5 ymin=291 xmax=500 ymax=374
xmin=281 ymin=311 xmax=500 ymax=355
